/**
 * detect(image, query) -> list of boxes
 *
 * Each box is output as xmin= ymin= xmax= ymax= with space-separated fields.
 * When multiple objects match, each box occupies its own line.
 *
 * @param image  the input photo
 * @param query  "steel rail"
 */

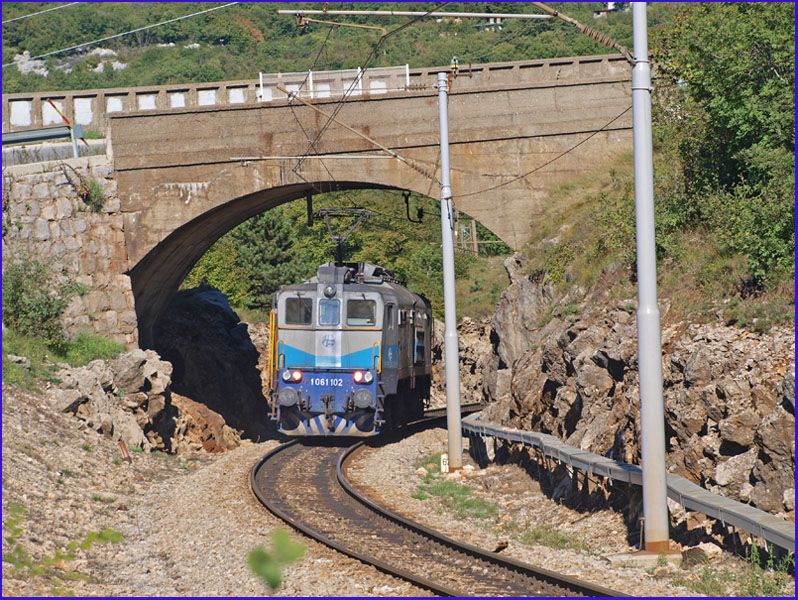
xmin=338 ymin=442 xmax=624 ymax=597
xmin=250 ymin=407 xmax=625 ymax=597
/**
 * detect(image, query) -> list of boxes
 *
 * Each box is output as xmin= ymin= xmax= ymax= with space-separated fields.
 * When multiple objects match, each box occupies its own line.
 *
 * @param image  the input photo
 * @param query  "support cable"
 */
xmin=3 ymin=2 xmax=239 ymax=68
xmin=530 ymin=2 xmax=634 ymax=64
xmin=2 ymin=2 xmax=79 ymax=25
xmin=290 ymin=2 xmax=449 ymax=175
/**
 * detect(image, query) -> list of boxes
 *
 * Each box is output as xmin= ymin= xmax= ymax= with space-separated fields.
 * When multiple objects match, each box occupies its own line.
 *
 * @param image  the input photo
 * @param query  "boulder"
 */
xmin=714 ymin=448 xmax=757 ymax=492
xmin=171 ymin=393 xmax=240 ymax=453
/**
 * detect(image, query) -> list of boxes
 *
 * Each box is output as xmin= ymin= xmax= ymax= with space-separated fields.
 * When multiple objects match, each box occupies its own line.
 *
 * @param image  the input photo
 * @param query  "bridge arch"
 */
xmin=131 ymin=178 xmax=457 ymax=347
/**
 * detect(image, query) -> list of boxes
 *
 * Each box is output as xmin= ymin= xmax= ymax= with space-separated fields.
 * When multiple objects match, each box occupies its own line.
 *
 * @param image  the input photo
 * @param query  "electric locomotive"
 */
xmin=265 ymin=261 xmax=432 ymax=436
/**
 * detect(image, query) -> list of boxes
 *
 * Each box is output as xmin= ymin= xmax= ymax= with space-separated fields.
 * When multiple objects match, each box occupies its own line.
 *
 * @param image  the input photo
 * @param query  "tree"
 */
xmin=230 ymin=208 xmax=314 ymax=309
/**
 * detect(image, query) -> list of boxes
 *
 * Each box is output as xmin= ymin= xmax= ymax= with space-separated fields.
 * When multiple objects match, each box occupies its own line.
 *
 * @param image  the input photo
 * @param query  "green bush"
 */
xmin=83 ymin=178 xmax=106 ymax=213
xmin=248 ymin=529 xmax=305 ymax=590
xmin=62 ymin=332 xmax=124 ymax=366
xmin=2 ymin=259 xmax=72 ymax=350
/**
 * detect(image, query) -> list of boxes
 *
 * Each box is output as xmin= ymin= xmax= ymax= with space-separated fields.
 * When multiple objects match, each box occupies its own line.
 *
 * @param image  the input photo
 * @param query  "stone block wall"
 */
xmin=2 ymin=155 xmax=138 ymax=347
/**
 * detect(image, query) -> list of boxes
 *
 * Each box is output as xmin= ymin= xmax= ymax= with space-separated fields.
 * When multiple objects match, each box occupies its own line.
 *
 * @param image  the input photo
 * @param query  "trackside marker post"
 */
xmin=436 ymin=71 xmax=463 ymax=471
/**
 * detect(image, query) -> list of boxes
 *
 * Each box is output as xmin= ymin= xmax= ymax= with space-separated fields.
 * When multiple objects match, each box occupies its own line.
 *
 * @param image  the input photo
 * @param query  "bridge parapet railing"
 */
xmin=462 ymin=411 xmax=795 ymax=553
xmin=2 ymin=54 xmax=630 ymax=135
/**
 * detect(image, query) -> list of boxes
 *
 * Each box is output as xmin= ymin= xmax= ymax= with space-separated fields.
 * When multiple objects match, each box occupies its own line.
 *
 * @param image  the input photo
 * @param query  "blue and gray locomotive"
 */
xmin=266 ymin=261 xmax=432 ymax=436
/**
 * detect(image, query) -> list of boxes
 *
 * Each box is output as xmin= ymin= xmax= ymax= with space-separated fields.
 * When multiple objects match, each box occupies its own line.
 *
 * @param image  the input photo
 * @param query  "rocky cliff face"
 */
xmin=52 ymin=348 xmax=239 ymax=453
xmin=151 ymin=286 xmax=274 ymax=440
xmin=430 ymin=317 xmax=493 ymax=408
xmin=482 ymin=254 xmax=795 ymax=520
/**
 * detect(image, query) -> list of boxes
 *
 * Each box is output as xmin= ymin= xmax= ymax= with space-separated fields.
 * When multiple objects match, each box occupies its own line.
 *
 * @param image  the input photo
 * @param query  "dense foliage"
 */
xmin=651 ymin=2 xmax=795 ymax=285
xmin=183 ymin=190 xmax=503 ymax=315
xmin=2 ymin=2 xmax=675 ymax=93
xmin=2 ymin=258 xmax=73 ymax=349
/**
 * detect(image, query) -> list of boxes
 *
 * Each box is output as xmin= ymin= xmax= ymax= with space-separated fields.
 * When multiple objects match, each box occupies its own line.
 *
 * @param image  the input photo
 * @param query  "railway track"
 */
xmin=250 ymin=408 xmax=623 ymax=597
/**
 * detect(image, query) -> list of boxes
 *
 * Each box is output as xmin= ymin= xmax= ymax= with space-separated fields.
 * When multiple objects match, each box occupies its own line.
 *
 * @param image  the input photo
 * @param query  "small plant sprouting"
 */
xmin=248 ymin=529 xmax=305 ymax=589
xmin=3 ymin=503 xmax=123 ymax=592
xmin=59 ymin=162 xmax=106 ymax=212
xmin=81 ymin=443 xmax=93 ymax=452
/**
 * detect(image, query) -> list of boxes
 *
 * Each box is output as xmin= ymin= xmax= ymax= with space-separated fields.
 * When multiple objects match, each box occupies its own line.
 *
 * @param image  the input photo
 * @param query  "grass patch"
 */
xmin=520 ymin=155 xmax=794 ymax=332
xmin=61 ymin=332 xmax=124 ymax=367
xmin=90 ymin=495 xmax=116 ymax=504
xmin=671 ymin=546 xmax=794 ymax=597
xmin=456 ymin=255 xmax=511 ymax=319
xmin=2 ymin=329 xmax=124 ymax=390
xmin=413 ymin=453 xmax=497 ymax=520
xmin=81 ymin=129 xmax=103 ymax=140
xmin=517 ymin=524 xmax=587 ymax=552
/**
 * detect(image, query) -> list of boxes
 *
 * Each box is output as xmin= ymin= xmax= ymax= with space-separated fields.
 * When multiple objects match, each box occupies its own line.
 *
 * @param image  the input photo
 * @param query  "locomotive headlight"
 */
xmin=282 ymin=370 xmax=303 ymax=382
xmin=353 ymin=370 xmax=373 ymax=384
xmin=278 ymin=387 xmax=299 ymax=406
xmin=353 ymin=388 xmax=373 ymax=408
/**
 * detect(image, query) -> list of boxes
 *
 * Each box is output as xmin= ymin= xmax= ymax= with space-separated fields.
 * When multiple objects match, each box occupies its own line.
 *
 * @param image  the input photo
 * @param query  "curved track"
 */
xmin=250 ymin=411 xmax=623 ymax=597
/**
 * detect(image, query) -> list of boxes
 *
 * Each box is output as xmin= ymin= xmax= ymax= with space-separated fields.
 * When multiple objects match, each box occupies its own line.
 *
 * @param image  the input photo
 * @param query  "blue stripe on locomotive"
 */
xmin=279 ymin=342 xmax=375 ymax=369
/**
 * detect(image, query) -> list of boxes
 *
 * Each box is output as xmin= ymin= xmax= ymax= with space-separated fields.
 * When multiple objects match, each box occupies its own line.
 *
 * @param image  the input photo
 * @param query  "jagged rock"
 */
xmin=682 ymin=542 xmax=723 ymax=567
xmin=492 ymin=253 xmax=557 ymax=368
xmin=714 ymin=448 xmax=757 ymax=492
xmin=55 ymin=343 xmax=242 ymax=454
xmin=750 ymin=405 xmax=795 ymax=512
xmin=430 ymin=316 xmax=493 ymax=408
xmin=783 ymin=489 xmax=795 ymax=512
xmin=7 ymin=354 xmax=31 ymax=369
xmin=151 ymin=287 xmax=272 ymax=438
xmin=718 ymin=411 xmax=760 ymax=448
xmin=481 ymin=287 xmax=795 ymax=518
xmin=171 ymin=393 xmax=239 ymax=453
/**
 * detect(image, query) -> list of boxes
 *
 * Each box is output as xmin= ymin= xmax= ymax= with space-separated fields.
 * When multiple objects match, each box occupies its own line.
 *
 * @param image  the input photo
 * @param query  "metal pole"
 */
xmin=277 ymin=9 xmax=551 ymax=20
xmin=632 ymin=1 xmax=670 ymax=552
xmin=69 ymin=127 xmax=79 ymax=159
xmin=436 ymin=72 xmax=463 ymax=471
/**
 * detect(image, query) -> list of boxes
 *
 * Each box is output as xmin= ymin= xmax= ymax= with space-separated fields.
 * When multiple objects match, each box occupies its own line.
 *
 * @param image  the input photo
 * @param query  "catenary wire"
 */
xmin=2 ymin=2 xmax=80 ymax=25
xmin=456 ymin=105 xmax=632 ymax=198
xmin=2 ymin=2 xmax=239 ymax=68
xmin=291 ymin=2 xmax=450 ymax=175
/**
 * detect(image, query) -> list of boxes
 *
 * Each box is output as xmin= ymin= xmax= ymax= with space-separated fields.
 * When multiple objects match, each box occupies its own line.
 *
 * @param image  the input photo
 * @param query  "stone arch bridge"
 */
xmin=3 ymin=54 xmax=632 ymax=348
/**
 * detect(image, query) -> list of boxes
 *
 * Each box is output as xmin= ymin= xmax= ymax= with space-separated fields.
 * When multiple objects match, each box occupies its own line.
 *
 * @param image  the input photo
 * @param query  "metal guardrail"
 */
xmin=3 ymin=124 xmax=81 ymax=144
xmin=462 ymin=412 xmax=795 ymax=552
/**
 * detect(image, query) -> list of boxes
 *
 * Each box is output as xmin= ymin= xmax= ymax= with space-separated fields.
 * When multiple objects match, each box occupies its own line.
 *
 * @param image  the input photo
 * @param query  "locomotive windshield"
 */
xmin=347 ymin=299 xmax=376 ymax=327
xmin=285 ymin=297 xmax=312 ymax=325
xmin=318 ymin=299 xmax=341 ymax=326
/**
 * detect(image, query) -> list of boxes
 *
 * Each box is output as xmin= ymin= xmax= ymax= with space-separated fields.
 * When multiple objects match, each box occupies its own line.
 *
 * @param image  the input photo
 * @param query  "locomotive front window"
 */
xmin=347 ymin=299 xmax=376 ymax=327
xmin=285 ymin=297 xmax=312 ymax=325
xmin=318 ymin=299 xmax=340 ymax=326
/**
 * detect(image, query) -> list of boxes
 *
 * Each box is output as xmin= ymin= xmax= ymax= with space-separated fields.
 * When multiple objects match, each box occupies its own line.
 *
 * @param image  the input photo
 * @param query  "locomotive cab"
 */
xmin=267 ymin=262 xmax=432 ymax=436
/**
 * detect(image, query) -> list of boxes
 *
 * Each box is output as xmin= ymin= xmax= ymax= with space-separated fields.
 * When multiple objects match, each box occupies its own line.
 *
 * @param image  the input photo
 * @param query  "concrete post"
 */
xmin=436 ymin=71 xmax=463 ymax=470
xmin=632 ymin=1 xmax=670 ymax=552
